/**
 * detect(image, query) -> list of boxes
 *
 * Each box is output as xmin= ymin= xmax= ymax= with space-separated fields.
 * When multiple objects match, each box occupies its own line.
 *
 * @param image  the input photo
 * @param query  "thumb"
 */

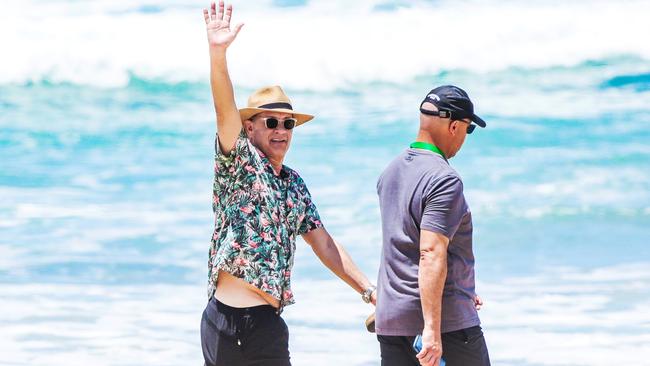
xmin=233 ymin=23 xmax=244 ymax=37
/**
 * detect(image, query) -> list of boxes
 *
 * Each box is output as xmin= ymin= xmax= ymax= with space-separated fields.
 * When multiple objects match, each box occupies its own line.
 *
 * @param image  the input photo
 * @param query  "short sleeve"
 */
xmin=213 ymin=130 xmax=263 ymax=212
xmin=297 ymin=186 xmax=324 ymax=235
xmin=216 ymin=129 xmax=258 ymax=165
xmin=420 ymin=175 xmax=466 ymax=239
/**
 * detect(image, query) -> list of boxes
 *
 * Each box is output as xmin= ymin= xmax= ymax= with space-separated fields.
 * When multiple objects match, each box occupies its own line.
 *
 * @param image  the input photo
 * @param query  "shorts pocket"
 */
xmin=463 ymin=326 xmax=484 ymax=345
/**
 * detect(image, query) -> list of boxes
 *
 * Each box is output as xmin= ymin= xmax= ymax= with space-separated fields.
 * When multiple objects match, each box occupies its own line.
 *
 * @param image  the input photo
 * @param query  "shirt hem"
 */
xmin=441 ymin=317 xmax=481 ymax=334
xmin=376 ymin=317 xmax=481 ymax=336
xmin=212 ymin=264 xmax=295 ymax=307
xmin=375 ymin=327 xmax=421 ymax=336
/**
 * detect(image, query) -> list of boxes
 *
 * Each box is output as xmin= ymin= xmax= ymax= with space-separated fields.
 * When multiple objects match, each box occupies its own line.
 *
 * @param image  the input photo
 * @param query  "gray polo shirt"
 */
xmin=375 ymin=147 xmax=480 ymax=336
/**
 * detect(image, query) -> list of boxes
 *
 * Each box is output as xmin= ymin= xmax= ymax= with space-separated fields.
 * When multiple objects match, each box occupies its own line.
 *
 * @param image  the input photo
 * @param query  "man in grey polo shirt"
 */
xmin=375 ymin=85 xmax=490 ymax=366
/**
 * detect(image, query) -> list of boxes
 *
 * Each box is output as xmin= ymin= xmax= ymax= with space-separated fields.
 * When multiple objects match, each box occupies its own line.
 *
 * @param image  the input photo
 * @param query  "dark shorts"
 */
xmin=377 ymin=326 xmax=490 ymax=366
xmin=200 ymin=297 xmax=291 ymax=366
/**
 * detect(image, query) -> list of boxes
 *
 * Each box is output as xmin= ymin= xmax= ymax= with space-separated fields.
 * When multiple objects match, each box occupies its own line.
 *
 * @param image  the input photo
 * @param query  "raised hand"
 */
xmin=203 ymin=1 xmax=244 ymax=49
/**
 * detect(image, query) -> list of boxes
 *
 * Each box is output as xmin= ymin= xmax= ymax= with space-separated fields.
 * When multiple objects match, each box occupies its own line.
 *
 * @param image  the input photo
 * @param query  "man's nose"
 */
xmin=273 ymin=125 xmax=291 ymax=133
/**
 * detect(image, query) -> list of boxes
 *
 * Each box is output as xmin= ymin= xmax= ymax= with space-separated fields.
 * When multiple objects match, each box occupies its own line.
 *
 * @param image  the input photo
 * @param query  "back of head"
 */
xmin=416 ymin=85 xmax=487 ymax=159
xmin=419 ymin=85 xmax=486 ymax=129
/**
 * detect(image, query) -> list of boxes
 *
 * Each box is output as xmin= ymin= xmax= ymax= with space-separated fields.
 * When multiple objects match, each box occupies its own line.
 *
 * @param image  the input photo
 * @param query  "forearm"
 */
xmin=209 ymin=48 xmax=237 ymax=121
xmin=419 ymin=251 xmax=447 ymax=334
xmin=312 ymin=237 xmax=373 ymax=294
xmin=209 ymin=47 xmax=241 ymax=150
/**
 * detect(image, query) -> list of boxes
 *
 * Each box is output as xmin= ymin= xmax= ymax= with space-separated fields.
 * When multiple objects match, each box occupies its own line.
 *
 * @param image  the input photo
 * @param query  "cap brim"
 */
xmin=471 ymin=114 xmax=487 ymax=128
xmin=239 ymin=107 xmax=314 ymax=126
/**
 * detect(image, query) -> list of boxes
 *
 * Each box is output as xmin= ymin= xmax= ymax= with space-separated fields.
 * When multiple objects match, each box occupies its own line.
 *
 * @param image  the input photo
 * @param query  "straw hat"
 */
xmin=239 ymin=85 xmax=314 ymax=126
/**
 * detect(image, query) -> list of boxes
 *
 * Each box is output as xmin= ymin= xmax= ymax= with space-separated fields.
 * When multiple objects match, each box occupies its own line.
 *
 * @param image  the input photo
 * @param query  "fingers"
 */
xmin=203 ymin=8 xmax=210 ymax=24
xmin=210 ymin=2 xmax=217 ymax=20
xmin=420 ymin=352 xmax=438 ymax=366
xmin=475 ymin=295 xmax=484 ymax=310
xmin=417 ymin=348 xmax=431 ymax=364
xmin=217 ymin=0 xmax=225 ymax=20
xmin=418 ymin=354 xmax=434 ymax=366
xmin=417 ymin=345 xmax=442 ymax=366
xmin=224 ymin=3 xmax=232 ymax=23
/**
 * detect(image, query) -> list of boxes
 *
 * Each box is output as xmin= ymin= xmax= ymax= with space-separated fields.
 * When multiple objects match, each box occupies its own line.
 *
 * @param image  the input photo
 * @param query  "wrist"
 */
xmin=208 ymin=43 xmax=228 ymax=54
xmin=361 ymin=285 xmax=376 ymax=303
xmin=422 ymin=326 xmax=441 ymax=343
xmin=422 ymin=322 xmax=439 ymax=333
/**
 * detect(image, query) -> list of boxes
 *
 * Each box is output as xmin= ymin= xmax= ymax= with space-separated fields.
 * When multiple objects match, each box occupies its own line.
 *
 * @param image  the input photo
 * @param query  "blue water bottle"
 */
xmin=412 ymin=335 xmax=446 ymax=365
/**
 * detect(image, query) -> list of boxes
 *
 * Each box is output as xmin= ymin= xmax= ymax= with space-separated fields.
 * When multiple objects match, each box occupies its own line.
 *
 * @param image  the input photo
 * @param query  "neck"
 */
xmin=251 ymin=142 xmax=286 ymax=176
xmin=268 ymin=157 xmax=284 ymax=175
xmin=415 ymin=130 xmax=450 ymax=158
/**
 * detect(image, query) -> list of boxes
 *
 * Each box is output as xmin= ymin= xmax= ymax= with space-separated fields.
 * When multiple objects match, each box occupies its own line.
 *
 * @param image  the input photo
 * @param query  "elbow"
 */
xmin=315 ymin=238 xmax=338 ymax=256
xmin=419 ymin=250 xmax=433 ymax=262
xmin=419 ymin=246 xmax=446 ymax=263
xmin=313 ymin=239 xmax=341 ymax=265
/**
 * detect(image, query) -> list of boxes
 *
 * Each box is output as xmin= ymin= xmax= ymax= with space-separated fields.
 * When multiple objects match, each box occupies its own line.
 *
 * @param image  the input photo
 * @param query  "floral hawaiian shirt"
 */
xmin=207 ymin=131 xmax=323 ymax=308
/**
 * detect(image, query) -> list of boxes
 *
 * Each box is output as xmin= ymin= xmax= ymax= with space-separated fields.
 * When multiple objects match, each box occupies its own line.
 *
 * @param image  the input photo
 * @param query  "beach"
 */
xmin=1 ymin=0 xmax=650 ymax=365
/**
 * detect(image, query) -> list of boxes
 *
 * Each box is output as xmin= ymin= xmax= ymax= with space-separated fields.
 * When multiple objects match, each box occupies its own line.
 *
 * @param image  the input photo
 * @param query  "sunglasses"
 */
xmin=420 ymin=107 xmax=475 ymax=134
xmin=258 ymin=117 xmax=297 ymax=130
xmin=459 ymin=120 xmax=476 ymax=134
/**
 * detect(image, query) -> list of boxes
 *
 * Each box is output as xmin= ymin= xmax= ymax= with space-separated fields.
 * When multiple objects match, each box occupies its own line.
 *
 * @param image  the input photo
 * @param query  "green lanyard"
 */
xmin=410 ymin=141 xmax=446 ymax=159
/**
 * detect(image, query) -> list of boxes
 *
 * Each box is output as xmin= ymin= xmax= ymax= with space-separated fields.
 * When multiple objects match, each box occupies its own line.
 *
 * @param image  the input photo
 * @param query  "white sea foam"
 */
xmin=1 ymin=263 xmax=649 ymax=365
xmin=464 ymin=153 xmax=650 ymax=217
xmin=478 ymin=264 xmax=650 ymax=365
xmin=2 ymin=0 xmax=650 ymax=90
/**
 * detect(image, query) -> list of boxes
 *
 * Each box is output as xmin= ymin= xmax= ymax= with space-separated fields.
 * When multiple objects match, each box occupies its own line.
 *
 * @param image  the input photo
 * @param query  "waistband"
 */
xmin=211 ymin=297 xmax=280 ymax=317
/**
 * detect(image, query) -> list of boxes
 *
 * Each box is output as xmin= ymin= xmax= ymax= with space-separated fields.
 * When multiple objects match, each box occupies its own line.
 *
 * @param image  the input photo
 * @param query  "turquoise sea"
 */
xmin=1 ymin=0 xmax=649 ymax=365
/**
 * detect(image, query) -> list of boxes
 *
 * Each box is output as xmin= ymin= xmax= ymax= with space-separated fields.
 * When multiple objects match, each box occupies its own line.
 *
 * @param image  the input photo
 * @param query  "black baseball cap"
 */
xmin=420 ymin=85 xmax=486 ymax=129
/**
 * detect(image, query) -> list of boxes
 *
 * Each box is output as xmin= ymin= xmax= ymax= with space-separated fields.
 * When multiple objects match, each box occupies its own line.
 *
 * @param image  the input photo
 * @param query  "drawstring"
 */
xmin=236 ymin=310 xmax=254 ymax=347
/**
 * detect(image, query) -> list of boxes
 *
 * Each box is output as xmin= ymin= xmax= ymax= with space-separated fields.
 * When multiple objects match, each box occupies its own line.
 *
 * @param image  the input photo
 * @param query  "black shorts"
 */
xmin=200 ymin=297 xmax=291 ymax=366
xmin=378 ymin=326 xmax=490 ymax=366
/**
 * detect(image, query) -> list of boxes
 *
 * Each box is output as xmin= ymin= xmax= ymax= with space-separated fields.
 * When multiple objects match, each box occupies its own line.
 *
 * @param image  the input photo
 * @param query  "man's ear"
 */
xmin=448 ymin=120 xmax=460 ymax=136
xmin=243 ymin=119 xmax=254 ymax=135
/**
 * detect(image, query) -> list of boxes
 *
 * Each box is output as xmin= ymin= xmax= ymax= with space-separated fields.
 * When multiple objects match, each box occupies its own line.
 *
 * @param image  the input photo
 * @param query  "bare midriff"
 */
xmin=214 ymin=270 xmax=281 ymax=309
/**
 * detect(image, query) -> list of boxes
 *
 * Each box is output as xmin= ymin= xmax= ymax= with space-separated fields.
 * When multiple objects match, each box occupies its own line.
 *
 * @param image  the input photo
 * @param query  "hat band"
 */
xmin=257 ymin=102 xmax=293 ymax=110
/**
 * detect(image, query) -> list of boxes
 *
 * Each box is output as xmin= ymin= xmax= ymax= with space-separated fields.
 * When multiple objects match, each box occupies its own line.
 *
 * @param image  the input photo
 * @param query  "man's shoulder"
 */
xmin=283 ymin=165 xmax=300 ymax=180
xmin=417 ymin=162 xmax=464 ymax=199
xmin=215 ymin=130 xmax=256 ymax=160
xmin=283 ymin=166 xmax=310 ymax=190
xmin=433 ymin=165 xmax=462 ymax=182
xmin=378 ymin=149 xmax=462 ymax=185
xmin=411 ymin=153 xmax=462 ymax=183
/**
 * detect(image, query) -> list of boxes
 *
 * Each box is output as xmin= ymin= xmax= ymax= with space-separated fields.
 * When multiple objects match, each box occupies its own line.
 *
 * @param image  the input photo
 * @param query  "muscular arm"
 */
xmin=302 ymin=228 xmax=376 ymax=304
xmin=417 ymin=229 xmax=449 ymax=366
xmin=203 ymin=1 xmax=244 ymax=155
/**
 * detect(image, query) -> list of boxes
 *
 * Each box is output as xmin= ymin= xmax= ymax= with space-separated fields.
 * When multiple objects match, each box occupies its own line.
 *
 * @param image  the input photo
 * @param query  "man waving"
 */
xmin=199 ymin=3 xmax=377 ymax=366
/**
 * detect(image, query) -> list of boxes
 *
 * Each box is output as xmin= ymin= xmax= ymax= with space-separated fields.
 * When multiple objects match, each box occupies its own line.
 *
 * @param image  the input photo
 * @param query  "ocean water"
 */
xmin=1 ymin=0 xmax=650 ymax=365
